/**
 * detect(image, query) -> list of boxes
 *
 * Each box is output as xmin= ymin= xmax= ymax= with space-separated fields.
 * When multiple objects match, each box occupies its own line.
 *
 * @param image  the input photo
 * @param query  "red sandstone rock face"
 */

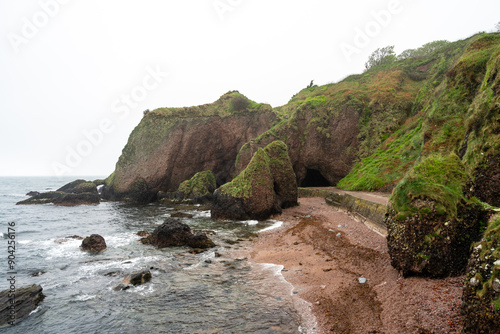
xmin=104 ymin=93 xmax=276 ymax=202
xmin=236 ymin=105 xmax=360 ymax=187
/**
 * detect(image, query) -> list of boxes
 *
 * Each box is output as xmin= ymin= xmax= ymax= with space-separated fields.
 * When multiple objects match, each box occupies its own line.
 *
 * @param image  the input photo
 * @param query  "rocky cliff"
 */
xmin=103 ymin=92 xmax=277 ymax=202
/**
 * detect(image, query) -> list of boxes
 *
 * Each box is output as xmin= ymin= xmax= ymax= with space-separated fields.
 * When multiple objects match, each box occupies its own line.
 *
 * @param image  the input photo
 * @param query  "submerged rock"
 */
xmin=211 ymin=140 xmax=298 ymax=221
xmin=462 ymin=216 xmax=500 ymax=332
xmin=0 ymin=284 xmax=45 ymax=326
xmin=80 ymin=234 xmax=107 ymax=253
xmin=140 ymin=218 xmax=215 ymax=250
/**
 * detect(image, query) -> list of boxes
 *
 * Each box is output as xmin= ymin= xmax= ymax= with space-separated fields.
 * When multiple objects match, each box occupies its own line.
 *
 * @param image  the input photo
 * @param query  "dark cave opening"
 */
xmin=300 ymin=168 xmax=331 ymax=187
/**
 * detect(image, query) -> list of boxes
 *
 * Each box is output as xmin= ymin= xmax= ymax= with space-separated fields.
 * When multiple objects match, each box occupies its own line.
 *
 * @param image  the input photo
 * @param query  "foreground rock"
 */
xmin=124 ymin=270 xmax=152 ymax=286
xmin=462 ymin=216 xmax=500 ymax=332
xmin=102 ymin=91 xmax=277 ymax=203
xmin=0 ymin=284 xmax=44 ymax=326
xmin=211 ymin=140 xmax=298 ymax=221
xmin=140 ymin=219 xmax=215 ymax=249
xmin=80 ymin=234 xmax=107 ymax=253
xmin=17 ymin=179 xmax=100 ymax=206
xmin=386 ymin=154 xmax=491 ymax=277
xmin=158 ymin=170 xmax=217 ymax=204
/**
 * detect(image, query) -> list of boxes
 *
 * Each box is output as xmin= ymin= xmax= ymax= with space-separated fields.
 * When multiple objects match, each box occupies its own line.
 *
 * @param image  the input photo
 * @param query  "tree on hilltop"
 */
xmin=365 ymin=46 xmax=396 ymax=70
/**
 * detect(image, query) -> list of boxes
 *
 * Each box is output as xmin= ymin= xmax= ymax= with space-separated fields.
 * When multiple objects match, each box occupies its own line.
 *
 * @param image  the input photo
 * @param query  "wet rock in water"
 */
xmin=17 ymin=179 xmax=100 ymax=206
xmin=461 ymin=217 xmax=500 ymax=333
xmin=188 ymin=232 xmax=216 ymax=249
xmin=140 ymin=218 xmax=215 ymax=250
xmin=0 ymin=284 xmax=45 ymax=326
xmin=113 ymin=284 xmax=131 ymax=292
xmin=16 ymin=191 xmax=66 ymax=205
xmin=80 ymin=234 xmax=107 ymax=253
xmin=123 ymin=270 xmax=152 ymax=286
xmin=136 ymin=231 xmax=150 ymax=237
xmin=211 ymin=140 xmax=298 ymax=221
xmin=53 ymin=192 xmax=100 ymax=206
xmin=170 ymin=212 xmax=194 ymax=219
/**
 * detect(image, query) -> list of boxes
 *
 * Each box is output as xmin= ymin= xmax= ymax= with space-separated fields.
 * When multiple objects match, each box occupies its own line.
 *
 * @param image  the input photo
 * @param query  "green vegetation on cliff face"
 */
xmin=337 ymin=33 xmax=500 ymax=199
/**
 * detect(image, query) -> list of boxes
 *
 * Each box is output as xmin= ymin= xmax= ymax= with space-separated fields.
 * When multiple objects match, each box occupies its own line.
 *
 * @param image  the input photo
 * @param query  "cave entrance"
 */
xmin=301 ymin=168 xmax=331 ymax=187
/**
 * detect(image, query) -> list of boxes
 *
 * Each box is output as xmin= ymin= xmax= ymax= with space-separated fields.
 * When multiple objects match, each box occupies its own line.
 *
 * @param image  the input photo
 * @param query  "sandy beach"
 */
xmin=247 ymin=197 xmax=464 ymax=333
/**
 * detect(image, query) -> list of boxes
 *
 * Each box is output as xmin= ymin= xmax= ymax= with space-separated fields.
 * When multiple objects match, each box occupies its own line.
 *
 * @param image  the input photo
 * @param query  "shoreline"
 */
xmin=246 ymin=197 xmax=464 ymax=333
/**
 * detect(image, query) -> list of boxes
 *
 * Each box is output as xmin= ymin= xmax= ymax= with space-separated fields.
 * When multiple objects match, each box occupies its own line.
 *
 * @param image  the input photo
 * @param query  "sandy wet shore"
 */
xmin=247 ymin=197 xmax=464 ymax=333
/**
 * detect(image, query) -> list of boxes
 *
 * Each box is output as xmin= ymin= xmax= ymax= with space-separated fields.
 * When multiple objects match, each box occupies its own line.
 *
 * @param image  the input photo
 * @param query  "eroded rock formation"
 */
xmin=211 ymin=140 xmax=298 ymax=220
xmin=102 ymin=92 xmax=277 ymax=203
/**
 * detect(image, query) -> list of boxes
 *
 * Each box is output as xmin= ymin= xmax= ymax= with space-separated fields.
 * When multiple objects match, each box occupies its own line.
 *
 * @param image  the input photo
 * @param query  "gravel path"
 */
xmin=247 ymin=197 xmax=463 ymax=333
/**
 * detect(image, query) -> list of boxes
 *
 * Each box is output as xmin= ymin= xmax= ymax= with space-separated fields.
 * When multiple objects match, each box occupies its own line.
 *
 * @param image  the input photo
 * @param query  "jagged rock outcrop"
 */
xmin=462 ymin=216 xmax=500 ymax=332
xmin=80 ymin=234 xmax=107 ymax=253
xmin=0 ymin=284 xmax=44 ymax=326
xmin=123 ymin=270 xmax=152 ymax=286
xmin=211 ymin=140 xmax=298 ymax=220
xmin=386 ymin=154 xmax=491 ymax=277
xmin=102 ymin=92 xmax=277 ymax=203
xmin=17 ymin=179 xmax=100 ymax=206
xmin=140 ymin=218 xmax=215 ymax=249
xmin=158 ymin=170 xmax=216 ymax=204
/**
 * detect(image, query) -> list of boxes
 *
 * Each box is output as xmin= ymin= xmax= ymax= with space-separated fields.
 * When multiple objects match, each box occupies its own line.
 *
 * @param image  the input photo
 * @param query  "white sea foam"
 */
xmin=196 ymin=210 xmax=211 ymax=218
xmin=244 ymin=220 xmax=259 ymax=225
xmin=259 ymin=220 xmax=283 ymax=232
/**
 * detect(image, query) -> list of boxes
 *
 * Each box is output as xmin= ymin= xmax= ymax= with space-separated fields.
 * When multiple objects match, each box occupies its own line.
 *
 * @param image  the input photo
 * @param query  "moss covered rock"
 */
xmin=462 ymin=216 xmax=500 ymax=332
xmin=386 ymin=153 xmax=491 ymax=277
xmin=178 ymin=170 xmax=216 ymax=197
xmin=211 ymin=141 xmax=297 ymax=220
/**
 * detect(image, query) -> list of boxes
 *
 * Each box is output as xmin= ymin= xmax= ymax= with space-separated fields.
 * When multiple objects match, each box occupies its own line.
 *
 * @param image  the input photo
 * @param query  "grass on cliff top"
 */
xmin=178 ymin=170 xmax=216 ymax=196
xmin=390 ymin=153 xmax=469 ymax=220
xmin=150 ymin=91 xmax=271 ymax=119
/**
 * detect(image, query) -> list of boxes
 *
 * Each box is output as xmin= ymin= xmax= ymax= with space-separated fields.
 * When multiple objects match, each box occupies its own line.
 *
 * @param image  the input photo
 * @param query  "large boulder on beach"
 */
xmin=81 ymin=234 xmax=107 ymax=253
xmin=140 ymin=218 xmax=215 ymax=249
xmin=211 ymin=140 xmax=297 ymax=221
xmin=461 ymin=216 xmax=500 ymax=332
xmin=0 ymin=284 xmax=44 ymax=326
xmin=386 ymin=154 xmax=491 ymax=277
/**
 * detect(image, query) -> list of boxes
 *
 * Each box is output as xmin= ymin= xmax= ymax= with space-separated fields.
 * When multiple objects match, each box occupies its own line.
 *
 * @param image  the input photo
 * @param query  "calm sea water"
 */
xmin=0 ymin=177 xmax=307 ymax=333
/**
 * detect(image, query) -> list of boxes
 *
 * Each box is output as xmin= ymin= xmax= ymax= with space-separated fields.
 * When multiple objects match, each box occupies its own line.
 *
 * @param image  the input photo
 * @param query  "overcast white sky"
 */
xmin=1 ymin=0 xmax=499 ymax=176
